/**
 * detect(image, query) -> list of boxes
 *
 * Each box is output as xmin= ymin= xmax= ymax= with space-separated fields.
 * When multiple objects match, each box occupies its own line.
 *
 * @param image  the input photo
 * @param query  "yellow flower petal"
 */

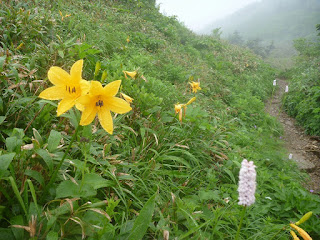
xmin=77 ymin=95 xmax=92 ymax=106
xmin=123 ymin=71 xmax=137 ymax=79
xmin=89 ymin=81 xmax=104 ymax=96
xmin=98 ymin=109 xmax=113 ymax=134
xmin=80 ymin=80 xmax=90 ymax=95
xmin=57 ymin=98 xmax=76 ymax=116
xmin=189 ymin=81 xmax=201 ymax=93
xmin=103 ymin=80 xmax=122 ymax=96
xmin=48 ymin=66 xmax=71 ymax=86
xmin=70 ymin=60 xmax=83 ymax=84
xmin=79 ymin=106 xmax=97 ymax=126
xmin=174 ymin=104 xmax=182 ymax=114
xmin=39 ymin=86 xmax=65 ymax=100
xmin=102 ymin=96 xmax=132 ymax=114
xmin=120 ymin=93 xmax=134 ymax=103
xmin=179 ymin=109 xmax=182 ymax=122
xmin=75 ymin=103 xmax=85 ymax=112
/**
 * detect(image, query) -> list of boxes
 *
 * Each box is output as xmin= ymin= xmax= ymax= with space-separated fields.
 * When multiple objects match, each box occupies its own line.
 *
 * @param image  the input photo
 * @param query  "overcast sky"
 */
xmin=156 ymin=0 xmax=259 ymax=32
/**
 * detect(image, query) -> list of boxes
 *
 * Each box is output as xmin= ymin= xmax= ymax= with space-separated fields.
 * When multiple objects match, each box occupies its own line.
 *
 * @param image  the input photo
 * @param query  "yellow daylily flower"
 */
xmin=189 ymin=81 xmax=201 ymax=93
xmin=39 ymin=60 xmax=90 ymax=116
xmin=174 ymin=104 xmax=183 ymax=122
xmin=77 ymin=80 xmax=132 ymax=134
xmin=59 ymin=10 xmax=71 ymax=21
xmin=120 ymin=92 xmax=134 ymax=104
xmin=123 ymin=70 xmax=137 ymax=79
xmin=290 ymin=224 xmax=312 ymax=240
xmin=174 ymin=97 xmax=196 ymax=122
xmin=126 ymin=36 xmax=130 ymax=43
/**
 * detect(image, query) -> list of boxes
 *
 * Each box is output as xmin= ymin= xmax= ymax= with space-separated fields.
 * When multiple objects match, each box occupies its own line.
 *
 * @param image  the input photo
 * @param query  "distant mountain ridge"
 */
xmin=203 ymin=0 xmax=320 ymax=43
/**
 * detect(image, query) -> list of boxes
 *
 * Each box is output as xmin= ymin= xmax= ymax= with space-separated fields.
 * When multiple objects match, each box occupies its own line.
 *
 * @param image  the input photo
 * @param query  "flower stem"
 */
xmin=80 ymin=141 xmax=89 ymax=191
xmin=235 ymin=206 xmax=246 ymax=240
xmin=42 ymin=124 xmax=81 ymax=201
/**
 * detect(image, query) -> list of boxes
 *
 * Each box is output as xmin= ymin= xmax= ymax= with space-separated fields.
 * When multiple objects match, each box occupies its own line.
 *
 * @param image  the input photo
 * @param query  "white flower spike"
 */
xmin=238 ymin=159 xmax=257 ymax=206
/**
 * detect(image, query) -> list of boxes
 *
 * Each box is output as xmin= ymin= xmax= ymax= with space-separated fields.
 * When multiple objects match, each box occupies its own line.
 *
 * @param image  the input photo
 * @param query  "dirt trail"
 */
xmin=265 ymin=79 xmax=320 ymax=193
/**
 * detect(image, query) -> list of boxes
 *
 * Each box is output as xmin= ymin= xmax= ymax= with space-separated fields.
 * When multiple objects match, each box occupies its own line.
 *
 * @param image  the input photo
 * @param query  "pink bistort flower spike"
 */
xmin=238 ymin=159 xmax=257 ymax=206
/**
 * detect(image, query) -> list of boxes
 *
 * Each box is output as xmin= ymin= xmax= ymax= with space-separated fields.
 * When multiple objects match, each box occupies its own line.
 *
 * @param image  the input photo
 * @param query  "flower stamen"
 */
xmin=65 ymin=86 xmax=77 ymax=93
xmin=95 ymin=99 xmax=104 ymax=107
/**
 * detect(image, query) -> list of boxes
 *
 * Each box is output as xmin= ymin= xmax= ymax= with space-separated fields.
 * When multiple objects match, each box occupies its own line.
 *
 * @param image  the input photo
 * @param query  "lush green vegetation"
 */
xmin=0 ymin=1 xmax=319 ymax=239
xmin=282 ymin=26 xmax=320 ymax=136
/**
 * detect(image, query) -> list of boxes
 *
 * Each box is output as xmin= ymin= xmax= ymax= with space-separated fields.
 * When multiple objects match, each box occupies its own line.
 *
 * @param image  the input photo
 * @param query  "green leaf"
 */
xmin=0 ymin=153 xmax=15 ymax=171
xmin=55 ymin=180 xmax=79 ymax=199
xmin=10 ymin=215 xmax=25 ymax=240
xmin=0 ymin=116 xmax=5 ymax=125
xmin=81 ymin=124 xmax=92 ymax=139
xmin=63 ymin=108 xmax=80 ymax=128
xmin=8 ymin=177 xmax=27 ymax=215
xmin=46 ymin=231 xmax=58 ymax=240
xmin=27 ymin=180 xmax=39 ymax=213
xmin=55 ymin=180 xmax=96 ymax=199
xmin=47 ymin=130 xmax=62 ymax=152
xmin=58 ymin=50 xmax=64 ymax=58
xmin=5 ymin=136 xmax=22 ymax=152
xmin=223 ymin=168 xmax=236 ymax=184
xmin=0 ymin=228 xmax=14 ymax=239
xmin=32 ymin=128 xmax=43 ymax=145
xmin=127 ymin=193 xmax=156 ymax=240
xmin=80 ymin=184 xmax=97 ymax=198
xmin=83 ymin=173 xmax=114 ymax=189
xmin=158 ymin=155 xmax=191 ymax=168
xmin=36 ymin=149 xmax=53 ymax=171
xmin=46 ymin=216 xmax=57 ymax=232
xmin=25 ymin=169 xmax=45 ymax=186
xmin=11 ymin=128 xmax=25 ymax=139
xmin=198 ymin=190 xmax=220 ymax=201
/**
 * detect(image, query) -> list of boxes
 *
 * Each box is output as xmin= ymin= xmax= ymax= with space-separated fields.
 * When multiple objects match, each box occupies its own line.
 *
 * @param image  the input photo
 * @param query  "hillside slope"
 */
xmin=0 ymin=0 xmax=319 ymax=239
xmin=204 ymin=0 xmax=320 ymax=43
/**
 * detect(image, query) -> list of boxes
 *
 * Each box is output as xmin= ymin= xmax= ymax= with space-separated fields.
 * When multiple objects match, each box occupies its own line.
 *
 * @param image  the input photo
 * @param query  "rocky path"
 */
xmin=265 ymin=79 xmax=320 ymax=193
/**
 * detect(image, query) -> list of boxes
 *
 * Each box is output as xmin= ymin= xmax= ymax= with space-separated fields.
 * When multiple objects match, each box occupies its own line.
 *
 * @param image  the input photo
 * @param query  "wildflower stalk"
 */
xmin=80 ymin=141 xmax=90 ymax=191
xmin=42 ymin=124 xmax=81 ymax=200
xmin=236 ymin=159 xmax=256 ymax=240
xmin=235 ymin=206 xmax=246 ymax=240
